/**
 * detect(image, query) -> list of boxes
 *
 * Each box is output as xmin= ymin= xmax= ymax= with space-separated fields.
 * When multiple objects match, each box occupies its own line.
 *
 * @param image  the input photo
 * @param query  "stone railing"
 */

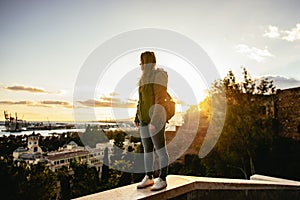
xmin=74 ymin=174 xmax=300 ymax=200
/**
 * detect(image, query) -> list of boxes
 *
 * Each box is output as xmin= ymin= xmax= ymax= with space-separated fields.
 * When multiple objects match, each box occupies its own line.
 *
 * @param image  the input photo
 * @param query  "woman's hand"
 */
xmin=135 ymin=122 xmax=140 ymax=127
xmin=149 ymin=124 xmax=156 ymax=133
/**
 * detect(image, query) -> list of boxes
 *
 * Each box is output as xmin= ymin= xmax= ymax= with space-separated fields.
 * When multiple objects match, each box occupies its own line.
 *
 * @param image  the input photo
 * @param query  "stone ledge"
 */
xmin=250 ymin=174 xmax=300 ymax=186
xmin=74 ymin=175 xmax=300 ymax=200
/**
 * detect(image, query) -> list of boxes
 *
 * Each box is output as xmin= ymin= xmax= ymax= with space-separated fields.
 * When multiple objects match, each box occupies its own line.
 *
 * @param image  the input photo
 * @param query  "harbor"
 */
xmin=3 ymin=110 xmax=76 ymax=133
xmin=1 ymin=110 xmax=139 ymax=137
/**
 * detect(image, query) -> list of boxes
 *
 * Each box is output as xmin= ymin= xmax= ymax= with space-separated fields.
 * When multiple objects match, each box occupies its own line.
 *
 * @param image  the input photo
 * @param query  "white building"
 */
xmin=46 ymin=140 xmax=115 ymax=177
xmin=13 ymin=133 xmax=115 ymax=178
xmin=13 ymin=132 xmax=44 ymax=164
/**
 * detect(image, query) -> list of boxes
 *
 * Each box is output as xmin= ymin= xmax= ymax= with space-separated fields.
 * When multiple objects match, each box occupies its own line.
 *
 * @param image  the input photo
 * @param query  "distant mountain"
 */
xmin=261 ymin=75 xmax=300 ymax=90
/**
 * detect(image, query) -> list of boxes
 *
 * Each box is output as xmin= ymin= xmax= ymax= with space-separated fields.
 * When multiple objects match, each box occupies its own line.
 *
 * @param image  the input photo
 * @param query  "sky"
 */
xmin=0 ymin=0 xmax=300 ymax=122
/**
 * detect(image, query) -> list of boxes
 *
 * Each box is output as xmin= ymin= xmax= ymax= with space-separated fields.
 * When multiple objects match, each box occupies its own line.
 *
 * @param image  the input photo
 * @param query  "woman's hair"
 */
xmin=139 ymin=51 xmax=156 ymax=87
xmin=141 ymin=51 xmax=156 ymax=66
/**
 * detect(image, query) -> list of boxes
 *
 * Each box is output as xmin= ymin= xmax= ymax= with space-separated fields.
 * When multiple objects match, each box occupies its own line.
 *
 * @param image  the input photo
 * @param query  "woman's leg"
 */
xmin=151 ymin=125 xmax=169 ymax=180
xmin=140 ymin=124 xmax=154 ymax=177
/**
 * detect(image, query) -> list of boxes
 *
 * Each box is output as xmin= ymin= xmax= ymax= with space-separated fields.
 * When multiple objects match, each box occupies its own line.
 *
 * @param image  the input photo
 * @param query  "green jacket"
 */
xmin=135 ymin=68 xmax=168 ymax=126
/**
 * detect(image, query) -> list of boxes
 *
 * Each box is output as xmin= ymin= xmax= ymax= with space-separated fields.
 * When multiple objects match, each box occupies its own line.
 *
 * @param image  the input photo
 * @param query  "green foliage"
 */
xmin=57 ymin=166 xmax=71 ymax=200
xmin=0 ymin=158 xmax=58 ymax=200
xmin=201 ymin=68 xmax=277 ymax=179
xmin=109 ymin=130 xmax=127 ymax=163
xmin=25 ymin=162 xmax=58 ymax=200
xmin=0 ymin=135 xmax=25 ymax=157
xmin=129 ymin=135 xmax=141 ymax=143
xmin=70 ymin=162 xmax=99 ymax=198
xmin=0 ymin=129 xmax=135 ymax=198
xmin=106 ymin=131 xmax=127 ymax=149
xmin=182 ymin=105 xmax=200 ymax=128
xmin=107 ymin=159 xmax=133 ymax=188
xmin=169 ymin=154 xmax=205 ymax=176
xmin=101 ymin=147 xmax=109 ymax=184
xmin=39 ymin=132 xmax=83 ymax=152
xmin=112 ymin=159 xmax=132 ymax=172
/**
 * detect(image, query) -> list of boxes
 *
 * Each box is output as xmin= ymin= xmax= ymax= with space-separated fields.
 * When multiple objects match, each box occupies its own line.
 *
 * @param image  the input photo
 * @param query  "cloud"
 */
xmin=77 ymin=99 xmax=111 ymax=108
xmin=78 ymin=97 xmax=137 ymax=108
xmin=0 ymin=100 xmax=73 ymax=108
xmin=264 ymin=23 xmax=300 ymax=42
xmin=263 ymin=25 xmax=281 ymax=38
xmin=37 ymin=100 xmax=73 ymax=108
xmin=235 ymin=44 xmax=274 ymax=62
xmin=282 ymin=23 xmax=300 ymax=42
xmin=3 ymin=85 xmax=50 ymax=93
xmin=100 ymin=96 xmax=117 ymax=103
xmin=0 ymin=101 xmax=34 ymax=105
xmin=260 ymin=75 xmax=300 ymax=89
xmin=77 ymin=92 xmax=138 ymax=109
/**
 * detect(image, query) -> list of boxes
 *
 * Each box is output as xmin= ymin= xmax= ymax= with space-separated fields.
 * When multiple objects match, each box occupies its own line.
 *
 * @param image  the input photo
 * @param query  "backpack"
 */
xmin=164 ymin=91 xmax=176 ymax=122
xmin=153 ymin=68 xmax=176 ymax=122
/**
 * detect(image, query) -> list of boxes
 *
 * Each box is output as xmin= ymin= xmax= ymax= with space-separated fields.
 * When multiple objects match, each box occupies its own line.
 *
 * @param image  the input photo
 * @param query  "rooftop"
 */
xmin=46 ymin=150 xmax=89 ymax=161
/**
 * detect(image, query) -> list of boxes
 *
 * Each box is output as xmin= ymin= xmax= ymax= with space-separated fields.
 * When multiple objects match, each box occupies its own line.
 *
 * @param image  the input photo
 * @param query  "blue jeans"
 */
xmin=140 ymin=123 xmax=169 ymax=180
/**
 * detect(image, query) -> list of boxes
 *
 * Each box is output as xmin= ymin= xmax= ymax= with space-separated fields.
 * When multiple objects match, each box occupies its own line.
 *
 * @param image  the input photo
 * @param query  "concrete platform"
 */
xmin=74 ymin=174 xmax=300 ymax=200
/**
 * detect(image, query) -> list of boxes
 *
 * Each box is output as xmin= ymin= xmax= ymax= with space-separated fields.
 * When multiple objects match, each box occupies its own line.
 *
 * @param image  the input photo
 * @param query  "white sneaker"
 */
xmin=150 ymin=178 xmax=167 ymax=191
xmin=137 ymin=175 xmax=154 ymax=189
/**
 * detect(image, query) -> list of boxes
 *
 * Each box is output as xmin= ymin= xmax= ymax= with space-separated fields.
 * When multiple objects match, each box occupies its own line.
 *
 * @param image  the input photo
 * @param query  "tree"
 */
xmin=101 ymin=147 xmax=109 ymax=184
xmin=0 ymin=160 xmax=58 ymax=200
xmin=71 ymin=162 xmax=99 ymax=198
xmin=183 ymin=105 xmax=200 ymax=128
xmin=0 ymin=135 xmax=25 ymax=157
xmin=169 ymin=155 xmax=204 ymax=176
xmin=24 ymin=162 xmax=58 ymax=200
xmin=70 ymin=162 xmax=99 ymax=198
xmin=110 ymin=131 xmax=127 ymax=163
xmin=57 ymin=166 xmax=71 ymax=200
xmin=109 ymin=159 xmax=132 ymax=188
xmin=202 ymin=68 xmax=277 ymax=179
xmin=0 ymin=158 xmax=25 ymax=200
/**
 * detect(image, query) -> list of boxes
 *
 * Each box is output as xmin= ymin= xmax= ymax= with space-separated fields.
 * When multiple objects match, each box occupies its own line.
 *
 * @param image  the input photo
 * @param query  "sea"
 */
xmin=0 ymin=125 xmax=85 ymax=137
xmin=0 ymin=121 xmax=136 ymax=137
xmin=0 ymin=120 xmax=177 ymax=137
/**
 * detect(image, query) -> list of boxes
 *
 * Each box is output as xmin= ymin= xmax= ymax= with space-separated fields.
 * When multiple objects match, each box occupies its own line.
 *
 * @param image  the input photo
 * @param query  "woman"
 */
xmin=135 ymin=51 xmax=169 ymax=191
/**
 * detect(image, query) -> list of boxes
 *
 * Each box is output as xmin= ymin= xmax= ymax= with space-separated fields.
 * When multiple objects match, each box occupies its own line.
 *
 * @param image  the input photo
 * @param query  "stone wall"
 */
xmin=276 ymin=87 xmax=300 ymax=140
xmin=74 ymin=175 xmax=300 ymax=200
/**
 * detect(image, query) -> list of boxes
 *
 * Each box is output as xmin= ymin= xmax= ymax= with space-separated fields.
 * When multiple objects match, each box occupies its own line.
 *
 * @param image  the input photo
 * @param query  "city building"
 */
xmin=13 ymin=132 xmax=44 ymax=164
xmin=13 ymin=132 xmax=115 ymax=178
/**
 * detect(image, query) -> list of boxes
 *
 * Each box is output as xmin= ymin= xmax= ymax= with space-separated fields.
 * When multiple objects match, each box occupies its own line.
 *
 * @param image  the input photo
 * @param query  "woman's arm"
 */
xmin=134 ymin=100 xmax=140 ymax=127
